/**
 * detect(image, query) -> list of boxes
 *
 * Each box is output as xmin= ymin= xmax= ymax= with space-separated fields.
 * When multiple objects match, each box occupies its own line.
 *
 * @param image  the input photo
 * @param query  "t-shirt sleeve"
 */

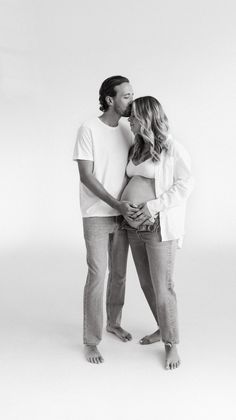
xmin=73 ymin=124 xmax=94 ymax=161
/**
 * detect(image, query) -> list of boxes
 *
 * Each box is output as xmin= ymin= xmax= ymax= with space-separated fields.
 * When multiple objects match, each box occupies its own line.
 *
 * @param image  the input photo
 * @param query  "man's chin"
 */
xmin=122 ymin=109 xmax=131 ymax=118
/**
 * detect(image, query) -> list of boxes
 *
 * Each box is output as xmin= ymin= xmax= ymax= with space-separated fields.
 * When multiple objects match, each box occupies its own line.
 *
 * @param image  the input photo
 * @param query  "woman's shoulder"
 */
xmin=165 ymin=135 xmax=188 ymax=156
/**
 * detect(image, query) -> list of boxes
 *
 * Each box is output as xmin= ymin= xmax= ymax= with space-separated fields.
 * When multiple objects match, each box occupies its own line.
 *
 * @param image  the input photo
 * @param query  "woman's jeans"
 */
xmin=82 ymin=216 xmax=129 ymax=346
xmin=125 ymin=222 xmax=179 ymax=345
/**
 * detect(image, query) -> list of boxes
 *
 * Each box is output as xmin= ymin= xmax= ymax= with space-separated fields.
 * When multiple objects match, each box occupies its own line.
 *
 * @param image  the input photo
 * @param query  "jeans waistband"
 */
xmin=120 ymin=214 xmax=160 ymax=232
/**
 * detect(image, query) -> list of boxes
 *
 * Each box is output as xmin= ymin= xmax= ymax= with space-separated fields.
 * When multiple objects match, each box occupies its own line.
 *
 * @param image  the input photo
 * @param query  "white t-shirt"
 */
xmin=73 ymin=117 xmax=133 ymax=217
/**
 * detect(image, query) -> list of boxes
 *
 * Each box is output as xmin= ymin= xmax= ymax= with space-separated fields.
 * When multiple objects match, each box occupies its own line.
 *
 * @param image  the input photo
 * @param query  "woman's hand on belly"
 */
xmin=131 ymin=202 xmax=152 ymax=223
xmin=123 ymin=202 xmax=154 ymax=229
xmin=121 ymin=176 xmax=156 ymax=228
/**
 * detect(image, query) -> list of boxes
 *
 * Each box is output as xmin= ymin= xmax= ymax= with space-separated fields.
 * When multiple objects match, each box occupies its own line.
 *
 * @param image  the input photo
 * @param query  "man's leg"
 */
xmin=106 ymin=224 xmax=132 ymax=341
xmin=83 ymin=217 xmax=111 ymax=363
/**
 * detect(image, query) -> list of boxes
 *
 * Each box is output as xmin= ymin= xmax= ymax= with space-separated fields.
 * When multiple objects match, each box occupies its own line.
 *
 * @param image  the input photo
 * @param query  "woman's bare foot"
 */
xmin=106 ymin=325 xmax=132 ymax=342
xmin=84 ymin=345 xmax=104 ymax=364
xmin=139 ymin=329 xmax=161 ymax=345
xmin=165 ymin=344 xmax=181 ymax=370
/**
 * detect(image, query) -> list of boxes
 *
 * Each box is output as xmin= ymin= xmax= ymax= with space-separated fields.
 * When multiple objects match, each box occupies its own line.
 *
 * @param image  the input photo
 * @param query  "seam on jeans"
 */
xmin=106 ymin=234 xmax=113 ymax=326
xmin=165 ymin=241 xmax=175 ymax=344
xmin=83 ymin=271 xmax=89 ymax=344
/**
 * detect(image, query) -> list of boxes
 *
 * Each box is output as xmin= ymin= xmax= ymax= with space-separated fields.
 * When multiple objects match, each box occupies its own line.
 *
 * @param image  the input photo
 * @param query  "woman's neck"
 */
xmin=133 ymin=147 xmax=151 ymax=164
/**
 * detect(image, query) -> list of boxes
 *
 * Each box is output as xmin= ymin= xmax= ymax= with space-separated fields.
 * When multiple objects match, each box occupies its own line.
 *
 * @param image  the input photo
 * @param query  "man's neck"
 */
xmin=99 ymin=110 xmax=121 ymax=127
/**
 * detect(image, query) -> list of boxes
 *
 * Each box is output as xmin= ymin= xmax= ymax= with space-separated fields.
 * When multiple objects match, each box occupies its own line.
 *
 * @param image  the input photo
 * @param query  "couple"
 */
xmin=73 ymin=75 xmax=194 ymax=370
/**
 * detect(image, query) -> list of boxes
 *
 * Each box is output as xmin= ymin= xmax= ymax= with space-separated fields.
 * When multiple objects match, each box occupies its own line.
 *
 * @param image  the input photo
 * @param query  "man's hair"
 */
xmin=99 ymin=75 xmax=129 ymax=112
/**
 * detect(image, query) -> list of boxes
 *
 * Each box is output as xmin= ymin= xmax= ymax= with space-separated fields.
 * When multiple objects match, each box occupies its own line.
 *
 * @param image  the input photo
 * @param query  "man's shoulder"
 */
xmin=79 ymin=117 xmax=99 ymax=130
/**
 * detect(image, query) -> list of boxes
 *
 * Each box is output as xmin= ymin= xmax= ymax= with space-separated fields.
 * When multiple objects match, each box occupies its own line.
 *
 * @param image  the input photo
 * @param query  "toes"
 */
xmin=117 ymin=332 xmax=131 ymax=342
xmin=87 ymin=355 xmax=104 ymax=364
xmin=123 ymin=334 xmax=132 ymax=342
xmin=119 ymin=330 xmax=132 ymax=341
xmin=166 ymin=360 xmax=181 ymax=370
xmin=139 ymin=337 xmax=149 ymax=345
xmin=120 ymin=335 xmax=128 ymax=342
xmin=107 ymin=327 xmax=132 ymax=342
xmin=93 ymin=357 xmax=102 ymax=364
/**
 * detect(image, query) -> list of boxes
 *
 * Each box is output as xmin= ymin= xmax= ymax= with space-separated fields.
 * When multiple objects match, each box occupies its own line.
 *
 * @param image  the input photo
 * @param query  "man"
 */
xmin=73 ymin=76 xmax=138 ymax=364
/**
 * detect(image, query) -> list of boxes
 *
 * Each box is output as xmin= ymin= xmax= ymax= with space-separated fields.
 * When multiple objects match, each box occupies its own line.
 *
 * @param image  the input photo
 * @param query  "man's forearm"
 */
xmin=80 ymin=173 xmax=120 ymax=210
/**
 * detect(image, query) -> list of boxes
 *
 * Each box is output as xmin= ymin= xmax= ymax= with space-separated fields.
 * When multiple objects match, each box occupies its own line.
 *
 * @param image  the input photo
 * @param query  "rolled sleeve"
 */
xmin=146 ymin=201 xmax=160 ymax=221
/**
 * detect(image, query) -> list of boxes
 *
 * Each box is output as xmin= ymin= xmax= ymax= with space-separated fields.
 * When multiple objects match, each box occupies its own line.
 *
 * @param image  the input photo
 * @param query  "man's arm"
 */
xmin=77 ymin=160 xmax=137 ymax=219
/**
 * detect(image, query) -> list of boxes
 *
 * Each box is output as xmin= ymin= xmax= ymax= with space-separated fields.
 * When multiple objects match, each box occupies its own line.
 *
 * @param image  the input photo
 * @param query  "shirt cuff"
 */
xmin=147 ymin=199 xmax=161 ymax=222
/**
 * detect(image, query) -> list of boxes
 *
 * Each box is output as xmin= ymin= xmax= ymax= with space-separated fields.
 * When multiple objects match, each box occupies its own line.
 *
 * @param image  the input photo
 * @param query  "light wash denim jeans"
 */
xmin=126 ymin=227 xmax=179 ymax=345
xmin=82 ymin=216 xmax=129 ymax=346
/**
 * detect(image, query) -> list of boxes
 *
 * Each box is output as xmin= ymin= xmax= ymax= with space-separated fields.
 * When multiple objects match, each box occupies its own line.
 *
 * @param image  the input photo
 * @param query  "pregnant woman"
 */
xmin=121 ymin=96 xmax=194 ymax=370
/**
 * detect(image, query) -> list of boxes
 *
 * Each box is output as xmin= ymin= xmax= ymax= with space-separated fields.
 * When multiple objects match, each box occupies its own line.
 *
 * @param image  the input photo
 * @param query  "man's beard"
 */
xmin=121 ymin=103 xmax=132 ymax=117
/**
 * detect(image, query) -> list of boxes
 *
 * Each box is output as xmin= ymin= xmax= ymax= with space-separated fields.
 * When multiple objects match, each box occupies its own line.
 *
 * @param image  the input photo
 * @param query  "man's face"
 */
xmin=111 ymin=82 xmax=134 ymax=117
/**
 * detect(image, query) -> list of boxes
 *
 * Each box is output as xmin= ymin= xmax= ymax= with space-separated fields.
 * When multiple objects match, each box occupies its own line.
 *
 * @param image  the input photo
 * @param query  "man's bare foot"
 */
xmin=106 ymin=325 xmax=132 ymax=342
xmin=84 ymin=345 xmax=104 ymax=364
xmin=165 ymin=344 xmax=181 ymax=370
xmin=139 ymin=329 xmax=161 ymax=345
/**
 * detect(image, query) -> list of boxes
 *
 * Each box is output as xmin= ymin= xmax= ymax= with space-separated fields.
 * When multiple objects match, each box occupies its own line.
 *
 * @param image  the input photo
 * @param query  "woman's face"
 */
xmin=128 ymin=109 xmax=141 ymax=135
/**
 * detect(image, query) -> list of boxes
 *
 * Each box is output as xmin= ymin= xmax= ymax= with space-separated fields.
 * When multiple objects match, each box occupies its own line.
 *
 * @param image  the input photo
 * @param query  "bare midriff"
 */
xmin=121 ymin=176 xmax=156 ymax=229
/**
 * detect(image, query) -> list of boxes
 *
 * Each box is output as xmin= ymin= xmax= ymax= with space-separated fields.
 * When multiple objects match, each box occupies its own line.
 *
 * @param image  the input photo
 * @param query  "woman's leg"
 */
xmin=142 ymin=231 xmax=180 ymax=369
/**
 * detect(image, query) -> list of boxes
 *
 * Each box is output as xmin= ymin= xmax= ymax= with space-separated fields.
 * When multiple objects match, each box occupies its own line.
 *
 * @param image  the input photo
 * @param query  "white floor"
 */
xmin=1 ymin=243 xmax=235 ymax=420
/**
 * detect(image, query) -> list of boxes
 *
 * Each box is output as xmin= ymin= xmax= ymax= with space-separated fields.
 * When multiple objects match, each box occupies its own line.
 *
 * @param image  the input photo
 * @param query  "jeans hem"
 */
xmin=163 ymin=340 xmax=179 ymax=346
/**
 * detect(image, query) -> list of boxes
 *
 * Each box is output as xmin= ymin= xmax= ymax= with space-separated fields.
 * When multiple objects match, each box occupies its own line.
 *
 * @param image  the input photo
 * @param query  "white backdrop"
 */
xmin=1 ymin=0 xmax=235 ymax=249
xmin=1 ymin=1 xmax=236 ymax=419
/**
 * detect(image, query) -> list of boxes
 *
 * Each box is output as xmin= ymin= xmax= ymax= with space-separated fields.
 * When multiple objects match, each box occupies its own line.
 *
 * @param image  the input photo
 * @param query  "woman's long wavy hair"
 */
xmin=131 ymin=96 xmax=169 ymax=162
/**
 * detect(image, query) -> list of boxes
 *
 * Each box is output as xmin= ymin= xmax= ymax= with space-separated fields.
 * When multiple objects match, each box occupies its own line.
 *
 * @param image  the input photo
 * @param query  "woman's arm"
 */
xmin=134 ymin=142 xmax=194 ymax=221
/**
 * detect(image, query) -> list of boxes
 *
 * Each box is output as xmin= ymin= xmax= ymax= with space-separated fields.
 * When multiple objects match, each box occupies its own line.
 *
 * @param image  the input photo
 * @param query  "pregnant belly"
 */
xmin=121 ymin=176 xmax=156 ymax=228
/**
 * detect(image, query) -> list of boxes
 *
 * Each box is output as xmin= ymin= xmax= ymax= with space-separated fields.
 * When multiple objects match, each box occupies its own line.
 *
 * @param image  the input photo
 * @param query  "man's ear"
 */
xmin=105 ymin=96 xmax=113 ymax=107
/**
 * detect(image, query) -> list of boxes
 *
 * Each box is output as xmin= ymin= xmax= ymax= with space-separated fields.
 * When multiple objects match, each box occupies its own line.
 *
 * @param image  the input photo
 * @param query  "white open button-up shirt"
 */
xmin=146 ymin=136 xmax=194 ymax=247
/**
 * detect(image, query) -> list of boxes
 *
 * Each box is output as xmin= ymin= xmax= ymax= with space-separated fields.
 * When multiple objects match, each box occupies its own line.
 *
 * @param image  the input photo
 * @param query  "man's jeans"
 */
xmin=82 ymin=216 xmax=129 ymax=346
xmin=127 ymin=228 xmax=179 ymax=345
